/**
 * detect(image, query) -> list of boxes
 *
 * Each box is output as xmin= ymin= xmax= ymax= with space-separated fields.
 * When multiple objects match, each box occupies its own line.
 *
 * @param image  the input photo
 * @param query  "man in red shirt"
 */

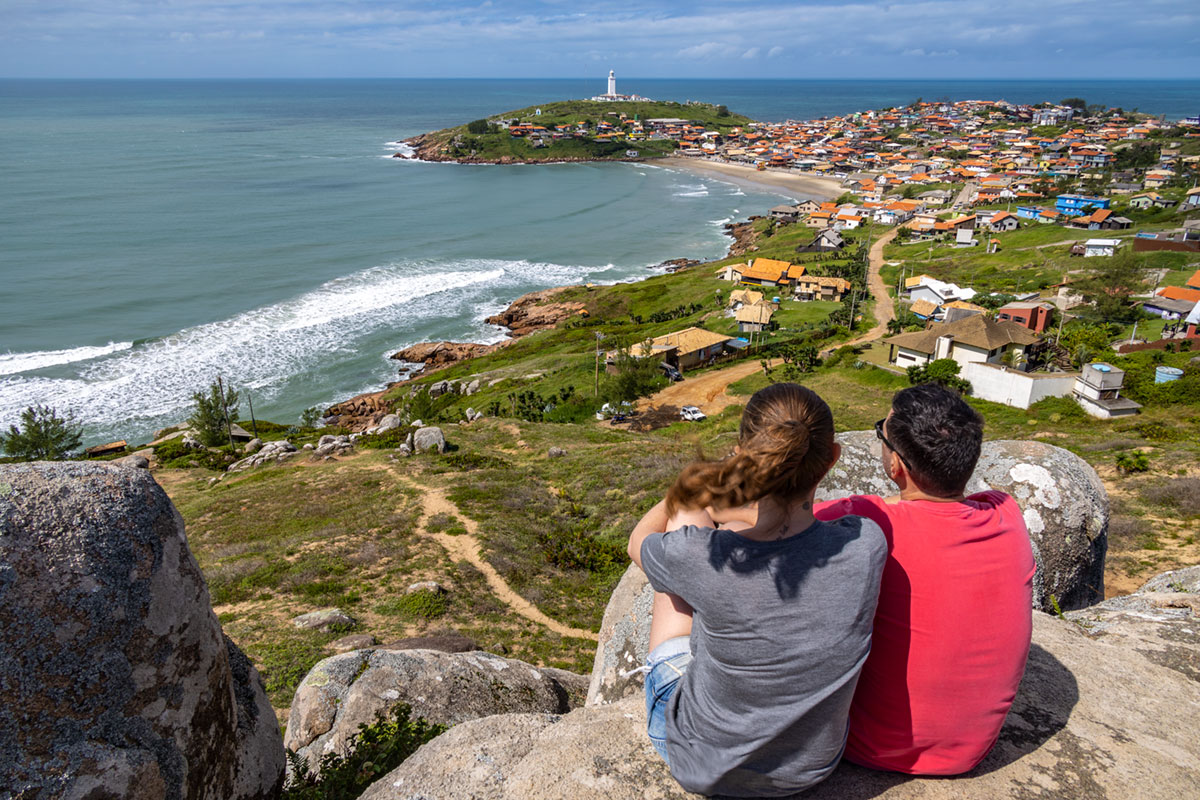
xmin=816 ymin=384 xmax=1035 ymax=775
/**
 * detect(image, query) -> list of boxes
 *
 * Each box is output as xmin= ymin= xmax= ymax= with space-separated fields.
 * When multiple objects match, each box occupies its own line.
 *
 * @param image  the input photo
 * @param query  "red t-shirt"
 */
xmin=815 ymin=491 xmax=1035 ymax=775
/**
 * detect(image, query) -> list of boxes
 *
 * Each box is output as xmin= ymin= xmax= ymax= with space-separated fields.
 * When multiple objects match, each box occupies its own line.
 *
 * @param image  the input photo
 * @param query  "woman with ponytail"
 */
xmin=627 ymin=383 xmax=886 ymax=797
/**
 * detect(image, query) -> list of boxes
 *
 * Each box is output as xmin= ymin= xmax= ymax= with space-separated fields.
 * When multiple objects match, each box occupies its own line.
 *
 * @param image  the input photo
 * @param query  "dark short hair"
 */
xmin=887 ymin=384 xmax=984 ymax=497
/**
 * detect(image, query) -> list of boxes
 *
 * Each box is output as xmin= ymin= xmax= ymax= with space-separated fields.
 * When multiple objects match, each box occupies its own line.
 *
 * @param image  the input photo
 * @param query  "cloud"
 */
xmin=676 ymin=41 xmax=735 ymax=60
xmin=0 ymin=0 xmax=1197 ymax=78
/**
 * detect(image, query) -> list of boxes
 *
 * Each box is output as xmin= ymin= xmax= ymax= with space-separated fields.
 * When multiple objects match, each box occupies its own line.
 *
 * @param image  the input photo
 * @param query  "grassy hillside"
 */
xmin=150 ymin=214 xmax=1200 ymax=725
xmin=412 ymin=99 xmax=753 ymax=163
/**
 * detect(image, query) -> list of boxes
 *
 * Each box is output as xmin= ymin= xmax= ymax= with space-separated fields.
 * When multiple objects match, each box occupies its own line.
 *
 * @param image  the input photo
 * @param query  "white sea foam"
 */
xmin=0 ymin=341 xmax=133 ymax=376
xmin=0 ymin=258 xmax=618 ymax=437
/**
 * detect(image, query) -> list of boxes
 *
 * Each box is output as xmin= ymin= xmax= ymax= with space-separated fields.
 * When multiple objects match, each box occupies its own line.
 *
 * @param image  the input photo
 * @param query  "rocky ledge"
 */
xmin=485 ymin=286 xmax=589 ymax=336
xmin=360 ymin=608 xmax=1200 ymax=799
xmin=389 ymin=340 xmax=507 ymax=372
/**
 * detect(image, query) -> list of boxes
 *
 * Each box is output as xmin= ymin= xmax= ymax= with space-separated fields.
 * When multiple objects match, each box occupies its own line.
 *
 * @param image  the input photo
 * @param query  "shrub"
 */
xmin=906 ymin=358 xmax=971 ymax=393
xmin=538 ymin=523 xmax=627 ymax=574
xmin=283 ymin=704 xmax=446 ymax=800
xmin=1 ymin=404 xmax=83 ymax=460
xmin=1115 ymin=451 xmax=1150 ymax=475
xmin=1140 ymin=478 xmax=1200 ymax=515
xmin=376 ymin=590 xmax=448 ymax=620
xmin=1028 ymin=396 xmax=1087 ymax=422
xmin=357 ymin=426 xmax=417 ymax=450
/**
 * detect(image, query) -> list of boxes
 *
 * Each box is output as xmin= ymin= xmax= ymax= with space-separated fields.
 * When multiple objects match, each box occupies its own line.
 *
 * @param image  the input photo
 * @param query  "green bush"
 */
xmin=283 ymin=704 xmax=446 ymax=800
xmin=1027 ymin=396 xmax=1087 ymax=422
xmin=376 ymin=590 xmax=448 ymax=620
xmin=906 ymin=358 xmax=971 ymax=393
xmin=1115 ymin=451 xmax=1150 ymax=475
xmin=1 ymin=404 xmax=82 ymax=460
xmin=538 ymin=523 xmax=627 ymax=574
xmin=357 ymin=426 xmax=417 ymax=449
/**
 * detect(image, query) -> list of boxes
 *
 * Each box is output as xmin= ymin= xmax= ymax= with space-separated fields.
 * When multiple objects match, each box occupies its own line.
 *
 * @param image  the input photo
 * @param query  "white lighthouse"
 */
xmin=607 ymin=70 xmax=617 ymax=97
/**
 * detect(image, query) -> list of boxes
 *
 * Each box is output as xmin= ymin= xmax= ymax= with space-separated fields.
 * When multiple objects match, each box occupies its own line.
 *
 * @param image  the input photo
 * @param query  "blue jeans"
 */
xmin=644 ymin=636 xmax=692 ymax=764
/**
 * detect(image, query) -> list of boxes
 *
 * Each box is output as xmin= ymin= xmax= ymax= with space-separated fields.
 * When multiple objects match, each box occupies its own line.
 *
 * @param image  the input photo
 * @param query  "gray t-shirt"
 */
xmin=640 ymin=515 xmax=886 ymax=797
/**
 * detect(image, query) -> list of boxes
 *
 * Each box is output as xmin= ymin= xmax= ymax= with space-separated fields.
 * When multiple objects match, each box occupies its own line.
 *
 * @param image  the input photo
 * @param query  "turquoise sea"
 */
xmin=2 ymin=79 xmax=1197 ymax=445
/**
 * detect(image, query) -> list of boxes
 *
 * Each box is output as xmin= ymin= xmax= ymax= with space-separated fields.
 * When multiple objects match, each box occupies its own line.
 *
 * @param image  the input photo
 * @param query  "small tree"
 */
xmin=906 ymin=358 xmax=971 ymax=394
xmin=604 ymin=347 xmax=667 ymax=403
xmin=299 ymin=406 xmax=324 ymax=429
xmin=189 ymin=379 xmax=240 ymax=447
xmin=1 ymin=404 xmax=83 ymax=460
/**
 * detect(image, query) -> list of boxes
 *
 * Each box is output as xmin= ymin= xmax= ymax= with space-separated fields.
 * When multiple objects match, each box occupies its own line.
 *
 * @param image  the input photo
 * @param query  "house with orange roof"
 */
xmin=1158 ymin=285 xmax=1200 ymax=304
xmin=739 ymin=257 xmax=797 ymax=288
xmin=1187 ymin=269 xmax=1200 ymax=291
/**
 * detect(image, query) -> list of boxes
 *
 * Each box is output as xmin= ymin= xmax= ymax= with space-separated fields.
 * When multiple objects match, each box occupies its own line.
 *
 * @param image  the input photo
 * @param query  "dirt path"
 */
xmin=413 ymin=482 xmax=598 ymax=641
xmin=821 ymin=226 xmax=898 ymax=355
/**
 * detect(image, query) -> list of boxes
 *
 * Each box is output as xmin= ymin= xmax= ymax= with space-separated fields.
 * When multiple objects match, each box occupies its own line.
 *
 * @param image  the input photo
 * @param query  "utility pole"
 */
xmin=247 ymin=393 xmax=259 ymax=438
xmin=216 ymin=375 xmax=236 ymax=452
xmin=593 ymin=331 xmax=605 ymax=398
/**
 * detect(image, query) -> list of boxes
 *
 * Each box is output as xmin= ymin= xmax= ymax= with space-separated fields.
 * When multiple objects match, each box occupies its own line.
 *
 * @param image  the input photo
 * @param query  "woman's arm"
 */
xmin=628 ymin=500 xmax=716 ymax=568
xmin=628 ymin=499 xmax=670 ymax=568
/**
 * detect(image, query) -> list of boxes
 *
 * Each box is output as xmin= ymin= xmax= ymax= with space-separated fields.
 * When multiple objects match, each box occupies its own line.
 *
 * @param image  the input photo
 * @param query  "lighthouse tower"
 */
xmin=607 ymin=70 xmax=617 ymax=97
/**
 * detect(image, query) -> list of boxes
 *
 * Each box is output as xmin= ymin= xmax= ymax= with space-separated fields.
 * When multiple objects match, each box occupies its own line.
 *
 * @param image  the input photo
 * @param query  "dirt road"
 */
xmin=820 ymin=226 xmax=898 ymax=355
xmin=636 ymin=358 xmax=769 ymax=417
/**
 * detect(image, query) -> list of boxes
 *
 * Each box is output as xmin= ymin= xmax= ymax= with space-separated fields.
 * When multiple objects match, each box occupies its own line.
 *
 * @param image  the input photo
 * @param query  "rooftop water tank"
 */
xmin=1155 ymin=365 xmax=1184 ymax=384
xmin=1090 ymin=363 xmax=1112 ymax=373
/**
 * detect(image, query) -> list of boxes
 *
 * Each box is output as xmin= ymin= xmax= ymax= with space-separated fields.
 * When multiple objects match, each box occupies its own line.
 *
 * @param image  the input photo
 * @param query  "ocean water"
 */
xmin=2 ymin=79 xmax=1196 ymax=446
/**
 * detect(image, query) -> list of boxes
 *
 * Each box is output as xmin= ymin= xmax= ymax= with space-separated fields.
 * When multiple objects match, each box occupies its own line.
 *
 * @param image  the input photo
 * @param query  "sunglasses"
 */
xmin=874 ymin=418 xmax=913 ymax=471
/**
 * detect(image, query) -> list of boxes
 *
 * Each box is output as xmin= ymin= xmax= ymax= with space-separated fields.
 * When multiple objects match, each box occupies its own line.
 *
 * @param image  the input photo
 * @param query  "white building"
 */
xmin=1083 ymin=238 xmax=1122 ymax=258
xmin=1073 ymin=362 xmax=1142 ymax=418
xmin=964 ymin=363 xmax=1078 ymax=409
xmin=883 ymin=314 xmax=1041 ymax=371
xmin=907 ymin=276 xmax=978 ymax=307
xmin=590 ymin=69 xmax=651 ymax=102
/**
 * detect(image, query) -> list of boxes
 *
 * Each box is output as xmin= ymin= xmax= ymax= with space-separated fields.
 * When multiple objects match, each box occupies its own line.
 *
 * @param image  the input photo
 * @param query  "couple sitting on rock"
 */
xmin=627 ymin=382 xmax=1036 ymax=797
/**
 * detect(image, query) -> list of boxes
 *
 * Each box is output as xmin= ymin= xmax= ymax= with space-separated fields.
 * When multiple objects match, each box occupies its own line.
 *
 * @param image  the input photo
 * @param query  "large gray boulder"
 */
xmin=821 ymin=432 xmax=1108 ymax=612
xmin=589 ymin=435 xmax=1109 ymax=707
xmin=362 ymin=612 xmax=1200 ymax=799
xmin=0 ymin=462 xmax=284 ymax=800
xmin=412 ymin=426 xmax=446 ymax=454
xmin=1066 ymin=568 xmax=1200 ymax=684
xmin=284 ymin=648 xmax=588 ymax=775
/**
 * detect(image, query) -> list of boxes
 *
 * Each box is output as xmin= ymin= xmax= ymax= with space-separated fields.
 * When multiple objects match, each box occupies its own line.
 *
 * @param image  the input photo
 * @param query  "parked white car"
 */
xmin=680 ymin=405 xmax=706 ymax=422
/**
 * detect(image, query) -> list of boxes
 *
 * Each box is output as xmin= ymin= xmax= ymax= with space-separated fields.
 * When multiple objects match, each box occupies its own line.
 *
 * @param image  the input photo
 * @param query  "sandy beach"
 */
xmin=659 ymin=156 xmax=843 ymax=202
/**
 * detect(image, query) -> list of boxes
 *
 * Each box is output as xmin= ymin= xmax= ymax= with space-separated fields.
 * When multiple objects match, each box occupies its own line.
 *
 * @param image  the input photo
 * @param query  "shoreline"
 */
xmin=656 ymin=157 xmax=843 ymax=202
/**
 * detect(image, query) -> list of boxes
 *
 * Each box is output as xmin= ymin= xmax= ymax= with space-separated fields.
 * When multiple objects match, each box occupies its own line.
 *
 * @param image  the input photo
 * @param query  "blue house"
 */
xmin=1016 ymin=205 xmax=1042 ymax=220
xmin=1055 ymin=195 xmax=1111 ymax=214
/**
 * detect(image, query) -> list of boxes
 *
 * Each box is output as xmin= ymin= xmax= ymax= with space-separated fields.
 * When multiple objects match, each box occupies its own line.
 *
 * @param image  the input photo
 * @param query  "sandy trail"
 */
xmin=414 ymin=482 xmax=598 ymax=641
xmin=823 ymin=226 xmax=899 ymax=355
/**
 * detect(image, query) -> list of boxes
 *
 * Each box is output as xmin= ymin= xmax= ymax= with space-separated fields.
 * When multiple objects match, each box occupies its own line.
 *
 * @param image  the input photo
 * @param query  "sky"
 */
xmin=2 ymin=0 xmax=1198 ymax=79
